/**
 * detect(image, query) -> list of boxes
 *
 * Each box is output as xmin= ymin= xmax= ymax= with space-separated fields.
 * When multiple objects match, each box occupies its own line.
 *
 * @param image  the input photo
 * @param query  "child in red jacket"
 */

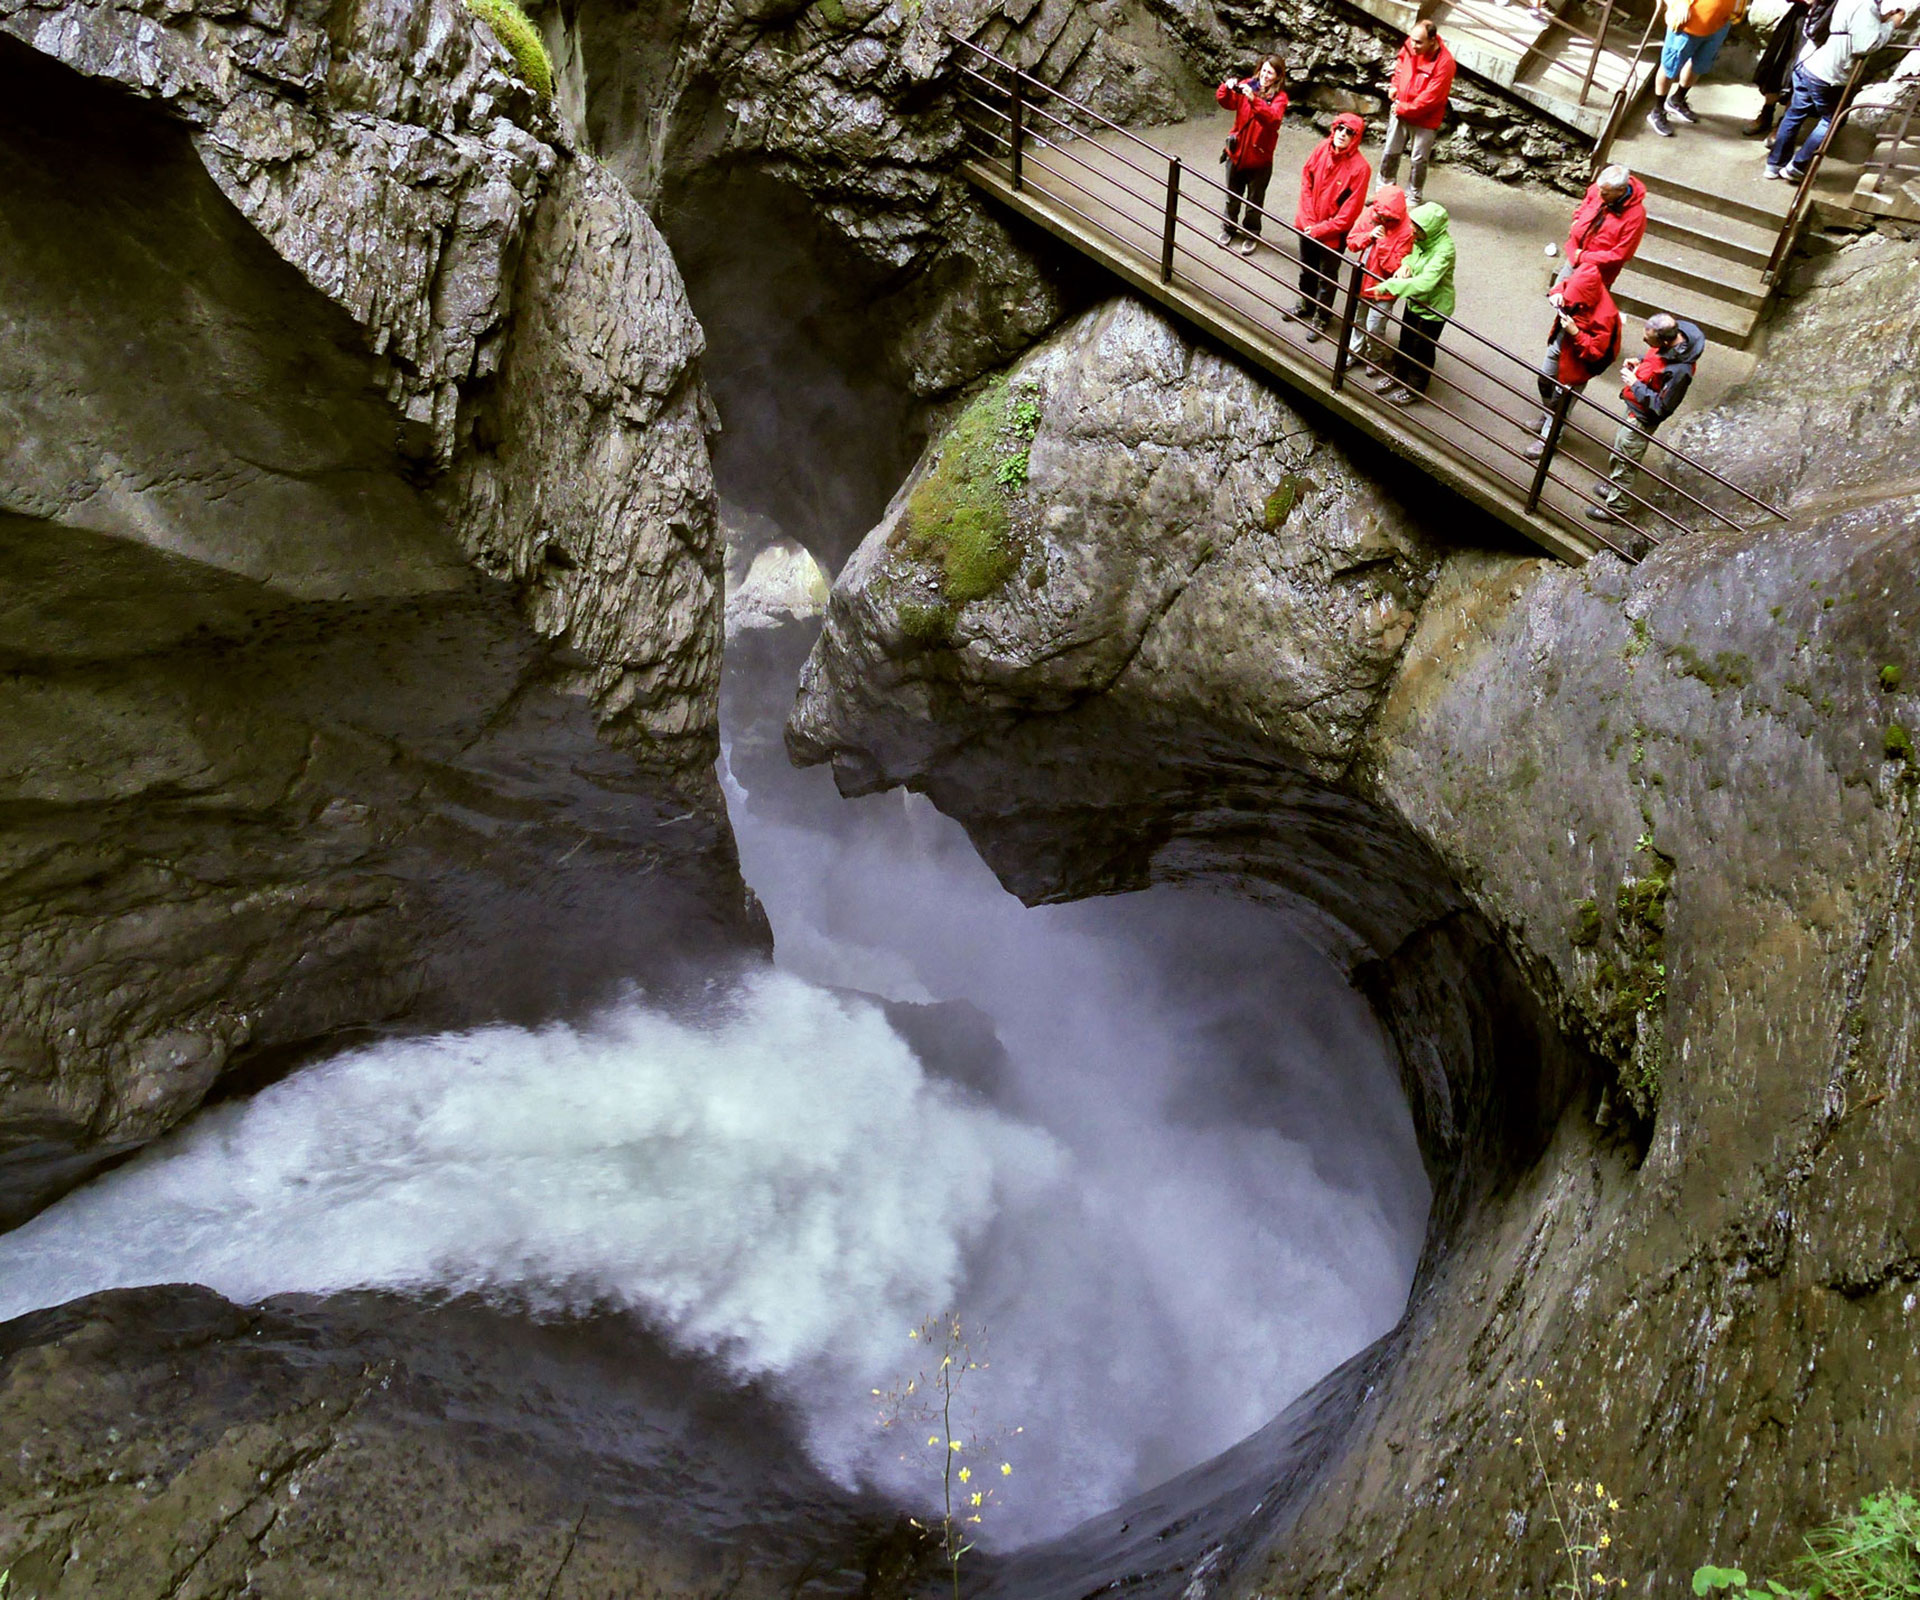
xmin=1216 ymin=55 xmax=1288 ymax=255
xmin=1525 ymin=261 xmax=1622 ymax=457
xmin=1294 ymin=113 xmax=1371 ymax=341
xmin=1344 ymin=184 xmax=1415 ymax=367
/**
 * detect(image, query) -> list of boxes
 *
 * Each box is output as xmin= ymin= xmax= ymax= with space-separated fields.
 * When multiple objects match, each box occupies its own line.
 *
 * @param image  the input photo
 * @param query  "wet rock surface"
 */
xmin=0 ymin=8 xmax=744 ymax=1215
xmin=787 ymin=243 xmax=1920 ymax=1593
xmin=0 ymin=1286 xmax=910 ymax=1600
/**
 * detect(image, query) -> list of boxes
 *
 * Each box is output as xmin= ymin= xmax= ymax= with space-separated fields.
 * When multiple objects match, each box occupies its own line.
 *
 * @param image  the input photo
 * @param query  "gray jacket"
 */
xmin=1798 ymin=0 xmax=1900 ymax=85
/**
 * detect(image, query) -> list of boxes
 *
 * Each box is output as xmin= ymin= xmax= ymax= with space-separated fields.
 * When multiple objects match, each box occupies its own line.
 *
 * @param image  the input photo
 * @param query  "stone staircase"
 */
xmin=1610 ymin=169 xmax=1781 ymax=348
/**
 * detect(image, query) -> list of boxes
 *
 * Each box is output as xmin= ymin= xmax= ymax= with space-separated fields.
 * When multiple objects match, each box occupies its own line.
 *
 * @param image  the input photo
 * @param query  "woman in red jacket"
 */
xmin=1294 ymin=113 xmax=1371 ymax=341
xmin=1344 ymin=183 xmax=1415 ymax=366
xmin=1215 ymin=55 xmax=1288 ymax=256
xmin=1525 ymin=260 xmax=1622 ymax=457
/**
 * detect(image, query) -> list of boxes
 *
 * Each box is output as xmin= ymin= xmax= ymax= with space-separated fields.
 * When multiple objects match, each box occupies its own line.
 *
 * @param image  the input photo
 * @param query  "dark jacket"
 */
xmin=1623 ymin=320 xmax=1706 ymax=425
xmin=1217 ymin=79 xmax=1287 ymax=171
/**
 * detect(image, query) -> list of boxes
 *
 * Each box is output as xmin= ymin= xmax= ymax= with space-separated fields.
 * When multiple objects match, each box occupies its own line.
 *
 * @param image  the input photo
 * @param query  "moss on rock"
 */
xmin=464 ymin=0 xmax=554 ymax=97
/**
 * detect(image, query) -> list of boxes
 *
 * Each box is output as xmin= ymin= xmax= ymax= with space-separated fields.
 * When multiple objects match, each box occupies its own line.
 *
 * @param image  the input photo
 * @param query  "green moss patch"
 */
xmin=1886 ymin=722 xmax=1912 ymax=762
xmin=1264 ymin=474 xmax=1302 ymax=530
xmin=892 ymin=375 xmax=1041 ymax=607
xmin=1880 ymin=663 xmax=1903 ymax=692
xmin=465 ymin=0 xmax=554 ymax=97
xmin=1584 ymin=835 xmax=1675 ymax=1123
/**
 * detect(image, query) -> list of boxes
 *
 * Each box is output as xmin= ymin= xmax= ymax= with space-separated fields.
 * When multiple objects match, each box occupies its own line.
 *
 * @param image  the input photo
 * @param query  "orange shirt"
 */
xmin=1671 ymin=0 xmax=1741 ymax=35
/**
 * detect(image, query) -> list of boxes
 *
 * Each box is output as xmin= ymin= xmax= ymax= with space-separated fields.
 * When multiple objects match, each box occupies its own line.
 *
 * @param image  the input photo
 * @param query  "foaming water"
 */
xmin=0 ymin=619 xmax=1430 ymax=1547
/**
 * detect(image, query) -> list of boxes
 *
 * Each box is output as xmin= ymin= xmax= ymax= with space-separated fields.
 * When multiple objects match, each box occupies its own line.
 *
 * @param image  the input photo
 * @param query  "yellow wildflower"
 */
xmin=1001 ymin=1463 xmax=1013 ymax=1476
xmin=959 ymin=1468 xmax=972 ymax=1483
xmin=970 ymin=1493 xmax=983 ymax=1507
xmin=928 ymin=1436 xmax=939 ymax=1448
xmin=950 ymin=1440 xmax=964 ymax=1452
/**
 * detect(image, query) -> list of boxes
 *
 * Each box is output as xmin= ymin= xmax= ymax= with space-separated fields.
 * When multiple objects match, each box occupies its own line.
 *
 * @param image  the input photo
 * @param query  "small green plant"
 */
xmin=874 ymin=1315 xmax=1017 ymax=1600
xmin=464 ymin=0 xmax=554 ymax=96
xmin=1502 ymin=1378 xmax=1629 ymax=1595
xmin=1879 ymin=664 xmax=1902 ymax=692
xmin=1264 ymin=474 xmax=1302 ymax=529
xmin=1694 ymin=1488 xmax=1920 ymax=1600
xmin=893 ymin=376 xmax=1042 ymax=606
xmin=1885 ymin=723 xmax=1912 ymax=762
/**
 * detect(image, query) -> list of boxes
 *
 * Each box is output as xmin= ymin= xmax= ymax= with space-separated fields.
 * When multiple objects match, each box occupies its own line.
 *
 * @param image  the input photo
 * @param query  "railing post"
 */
xmin=1526 ymin=385 xmax=1575 ymax=513
xmin=1579 ymin=0 xmax=1613 ymax=106
xmin=1330 ymin=256 xmax=1365 ymax=391
xmin=1160 ymin=157 xmax=1181 ymax=283
xmin=1009 ymin=73 xmax=1025 ymax=191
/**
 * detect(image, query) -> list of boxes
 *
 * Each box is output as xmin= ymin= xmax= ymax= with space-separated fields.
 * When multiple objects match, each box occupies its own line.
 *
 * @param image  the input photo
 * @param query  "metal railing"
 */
xmin=1861 ymin=77 xmax=1920 ymax=207
xmin=1590 ymin=4 xmax=1663 ymax=172
xmin=949 ymin=36 xmax=1787 ymax=565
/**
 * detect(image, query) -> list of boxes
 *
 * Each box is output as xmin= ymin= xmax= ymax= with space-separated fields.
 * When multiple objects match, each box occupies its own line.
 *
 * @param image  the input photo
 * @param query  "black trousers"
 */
xmin=1395 ymin=306 xmax=1447 ymax=393
xmin=1225 ymin=164 xmax=1270 ymax=237
xmin=1299 ymin=238 xmax=1342 ymax=320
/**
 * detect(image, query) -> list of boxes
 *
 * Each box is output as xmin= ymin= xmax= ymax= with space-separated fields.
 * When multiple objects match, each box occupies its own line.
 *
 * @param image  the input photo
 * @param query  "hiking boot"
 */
xmin=1585 ymin=503 xmax=1619 ymax=523
xmin=1304 ymin=320 xmax=1324 ymax=344
xmin=1648 ymin=104 xmax=1674 ymax=137
xmin=1387 ymin=386 xmax=1421 ymax=406
xmin=1666 ymin=92 xmax=1699 ymax=125
xmin=1523 ymin=438 xmax=1548 ymax=462
xmin=1741 ymin=111 xmax=1775 ymax=136
xmin=1370 ymin=370 xmax=1401 ymax=392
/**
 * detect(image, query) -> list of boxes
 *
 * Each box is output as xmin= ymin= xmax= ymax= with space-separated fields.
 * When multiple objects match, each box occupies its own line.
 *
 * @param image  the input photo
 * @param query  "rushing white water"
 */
xmin=0 ymin=610 xmax=1430 ymax=1547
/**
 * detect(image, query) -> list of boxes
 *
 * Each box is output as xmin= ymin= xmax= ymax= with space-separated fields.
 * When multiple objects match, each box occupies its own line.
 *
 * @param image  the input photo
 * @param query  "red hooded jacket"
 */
xmin=1563 ymin=176 xmax=1647 ymax=285
xmin=1296 ymin=115 xmax=1371 ymax=241
xmin=1549 ymin=262 xmax=1623 ymax=386
xmin=1390 ymin=36 xmax=1456 ymax=129
xmin=1216 ymin=78 xmax=1287 ymax=172
xmin=1346 ymin=184 xmax=1415 ymax=290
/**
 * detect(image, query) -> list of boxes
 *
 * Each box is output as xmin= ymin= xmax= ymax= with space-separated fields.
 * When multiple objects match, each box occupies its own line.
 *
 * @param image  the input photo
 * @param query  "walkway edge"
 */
xmin=962 ymin=160 xmax=1600 ymax=566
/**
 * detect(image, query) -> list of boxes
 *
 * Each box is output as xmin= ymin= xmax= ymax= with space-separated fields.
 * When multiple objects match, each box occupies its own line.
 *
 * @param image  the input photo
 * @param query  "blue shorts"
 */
xmin=1661 ymin=22 xmax=1730 ymax=78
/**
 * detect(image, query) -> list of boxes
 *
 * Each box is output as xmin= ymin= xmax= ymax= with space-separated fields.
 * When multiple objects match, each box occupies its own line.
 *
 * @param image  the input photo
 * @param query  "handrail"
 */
xmin=946 ymin=34 xmax=1789 ymax=560
xmin=1590 ymin=4 xmax=1662 ymax=173
xmin=1580 ymin=0 xmax=1617 ymax=106
xmin=1863 ymin=79 xmax=1920 ymax=202
xmin=1764 ymin=56 xmax=1873 ymax=281
xmin=1762 ymin=20 xmax=1920 ymax=278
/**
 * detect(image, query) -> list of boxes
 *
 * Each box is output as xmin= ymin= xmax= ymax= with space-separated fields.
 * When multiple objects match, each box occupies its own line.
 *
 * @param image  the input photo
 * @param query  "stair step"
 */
xmin=1627 ymin=238 xmax=1767 ymax=308
xmin=1644 ymin=210 xmax=1774 ymax=270
xmin=1635 ymin=167 xmax=1787 ymax=232
xmin=1611 ymin=271 xmax=1759 ymax=348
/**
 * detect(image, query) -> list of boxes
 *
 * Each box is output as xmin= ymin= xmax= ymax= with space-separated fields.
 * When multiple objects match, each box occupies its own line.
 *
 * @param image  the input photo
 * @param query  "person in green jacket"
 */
xmin=1360 ymin=201 xmax=1455 ymax=406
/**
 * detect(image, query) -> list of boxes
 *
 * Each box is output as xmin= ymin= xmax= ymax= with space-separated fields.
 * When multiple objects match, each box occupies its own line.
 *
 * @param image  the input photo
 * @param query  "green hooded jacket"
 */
xmin=1372 ymin=201 xmax=1455 ymax=318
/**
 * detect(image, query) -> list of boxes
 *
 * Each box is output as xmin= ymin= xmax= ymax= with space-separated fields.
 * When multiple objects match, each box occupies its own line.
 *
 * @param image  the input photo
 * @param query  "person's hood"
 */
xmin=1670 ymin=320 xmax=1707 ymax=365
xmin=1329 ymin=112 xmax=1367 ymax=142
xmin=1558 ymin=260 xmax=1608 ymax=314
xmin=1371 ymin=184 xmax=1411 ymax=225
xmin=1409 ymin=200 xmax=1449 ymax=239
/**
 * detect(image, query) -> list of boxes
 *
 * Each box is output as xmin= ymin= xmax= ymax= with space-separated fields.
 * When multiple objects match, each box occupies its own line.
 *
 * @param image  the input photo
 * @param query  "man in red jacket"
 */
xmin=1294 ymin=113 xmax=1371 ymax=341
xmin=1378 ymin=19 xmax=1455 ymax=205
xmin=1558 ymin=164 xmax=1646 ymax=288
xmin=1524 ymin=261 xmax=1622 ymax=459
xmin=1216 ymin=56 xmax=1288 ymax=256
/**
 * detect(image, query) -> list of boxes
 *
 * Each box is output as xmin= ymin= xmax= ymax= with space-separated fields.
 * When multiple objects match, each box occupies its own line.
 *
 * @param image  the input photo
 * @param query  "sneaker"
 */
xmin=1782 ymin=165 xmax=1808 ymax=182
xmin=1304 ymin=321 xmax=1324 ymax=344
xmin=1648 ymin=105 xmax=1673 ymax=137
xmin=1585 ymin=504 xmax=1619 ymax=523
xmin=1667 ymin=93 xmax=1699 ymax=125
xmin=1523 ymin=439 xmax=1548 ymax=462
xmin=1388 ymin=386 xmax=1421 ymax=406
xmin=1763 ymin=163 xmax=1785 ymax=179
xmin=1233 ymin=237 xmax=1258 ymax=256
xmin=1370 ymin=370 xmax=1401 ymax=392
xmin=1217 ymin=226 xmax=1235 ymax=246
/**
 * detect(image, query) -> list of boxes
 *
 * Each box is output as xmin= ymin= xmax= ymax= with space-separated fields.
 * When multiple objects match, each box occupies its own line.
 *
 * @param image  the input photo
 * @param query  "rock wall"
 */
xmin=0 ymin=0 xmax=747 ymax=1219
xmin=785 ymin=241 xmax=1920 ymax=1592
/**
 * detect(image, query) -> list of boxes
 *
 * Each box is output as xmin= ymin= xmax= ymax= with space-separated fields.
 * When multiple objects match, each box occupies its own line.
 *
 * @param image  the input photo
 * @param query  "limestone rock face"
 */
xmin=784 ymin=244 xmax=1920 ymax=1594
xmin=0 ymin=0 xmax=741 ymax=1219
xmin=0 ymin=1286 xmax=904 ymax=1600
xmin=790 ymin=297 xmax=1444 ymax=790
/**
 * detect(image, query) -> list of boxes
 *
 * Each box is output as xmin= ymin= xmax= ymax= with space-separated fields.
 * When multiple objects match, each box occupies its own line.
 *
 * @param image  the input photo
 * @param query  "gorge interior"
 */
xmin=0 ymin=191 xmax=1431 ymax=1549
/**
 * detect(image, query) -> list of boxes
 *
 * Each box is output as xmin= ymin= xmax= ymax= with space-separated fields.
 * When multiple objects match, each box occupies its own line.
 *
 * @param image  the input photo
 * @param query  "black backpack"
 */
xmin=1802 ymin=0 xmax=1841 ymax=49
